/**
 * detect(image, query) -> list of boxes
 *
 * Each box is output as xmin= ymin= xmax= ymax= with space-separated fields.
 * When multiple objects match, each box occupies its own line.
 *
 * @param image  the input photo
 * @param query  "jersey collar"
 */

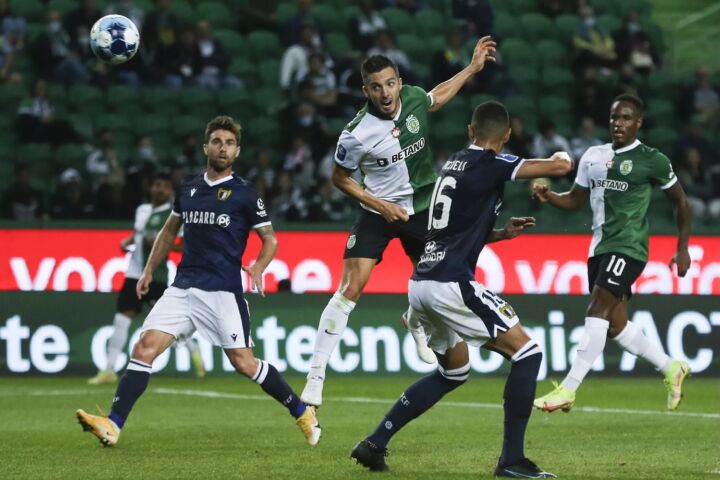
xmin=150 ymin=201 xmax=172 ymax=213
xmin=204 ymin=172 xmax=234 ymax=186
xmin=613 ymin=139 xmax=641 ymax=154
xmin=468 ymin=144 xmax=483 ymax=150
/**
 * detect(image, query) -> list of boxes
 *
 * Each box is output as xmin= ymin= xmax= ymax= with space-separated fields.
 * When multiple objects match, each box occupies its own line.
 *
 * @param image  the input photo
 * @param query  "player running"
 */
xmin=76 ymin=116 xmax=321 ymax=447
xmin=351 ymin=101 xmax=572 ymax=478
xmin=87 ymin=172 xmax=205 ymax=385
xmin=533 ymin=94 xmax=692 ymax=413
xmin=302 ymin=37 xmax=497 ymax=408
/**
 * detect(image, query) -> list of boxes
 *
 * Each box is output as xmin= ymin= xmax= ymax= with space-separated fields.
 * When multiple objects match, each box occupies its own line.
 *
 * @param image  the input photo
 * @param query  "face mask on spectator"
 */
xmin=628 ymin=22 xmax=641 ymax=33
xmin=48 ymin=21 xmax=62 ymax=33
xmin=584 ymin=16 xmax=596 ymax=27
xmin=139 ymin=147 xmax=155 ymax=160
xmin=298 ymin=115 xmax=314 ymax=127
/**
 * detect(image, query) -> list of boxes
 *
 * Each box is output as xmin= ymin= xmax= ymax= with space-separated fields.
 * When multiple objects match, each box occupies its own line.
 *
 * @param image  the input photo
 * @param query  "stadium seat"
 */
xmin=142 ymin=87 xmax=180 ymax=115
xmin=218 ymin=89 xmax=256 ymax=118
xmin=326 ymin=32 xmax=353 ymax=61
xmin=646 ymin=70 xmax=677 ymax=101
xmin=66 ymin=114 xmax=94 ymax=140
xmin=427 ymin=0 xmax=450 ymax=13
xmin=252 ymin=87 xmax=287 ymax=116
xmin=612 ymin=0 xmax=651 ymax=17
xmin=179 ymin=88 xmax=218 ymax=113
xmin=196 ymin=2 xmax=234 ymax=29
xmin=555 ymin=14 xmax=581 ymax=40
xmin=396 ymin=34 xmax=427 ymax=64
xmin=258 ymin=59 xmax=281 ymax=88
xmin=493 ymin=11 xmax=515 ymax=37
xmin=56 ymin=144 xmax=89 ymax=171
xmin=169 ymin=0 xmax=195 ymax=22
xmin=588 ymin=0 xmax=612 ymax=14
xmin=501 ymin=38 xmax=537 ymax=67
xmin=17 ymin=143 xmax=52 ymax=164
xmin=9 ymin=0 xmax=43 ymax=21
xmin=214 ymin=29 xmax=245 ymax=57
xmin=645 ymin=99 xmax=675 ymax=126
xmin=489 ymin=0 xmax=511 ymax=13
xmin=596 ymin=14 xmax=622 ymax=34
xmin=431 ymin=119 xmax=469 ymax=153
xmin=47 ymin=0 xmax=78 ymax=15
xmin=246 ymin=31 xmax=283 ymax=62
xmin=277 ymin=3 xmax=296 ymax=24
xmin=105 ymin=85 xmax=141 ymax=111
xmin=381 ymin=7 xmax=415 ymax=35
xmin=435 ymin=97 xmax=469 ymax=126
xmin=469 ymin=94 xmax=497 ymax=107
xmin=172 ymin=115 xmax=203 ymax=138
xmin=537 ymin=96 xmax=572 ymax=116
xmin=535 ymin=39 xmax=569 ymax=65
xmin=520 ymin=13 xmax=554 ymax=42
xmin=228 ymin=58 xmax=259 ymax=89
xmin=134 ymin=114 xmax=172 ymax=137
xmin=414 ymin=10 xmax=446 ymax=36
xmin=95 ymin=114 xmax=133 ymax=133
xmin=541 ymin=67 xmax=575 ymax=91
xmin=508 ymin=66 xmax=541 ymax=95
xmin=312 ymin=4 xmax=343 ymax=33
xmin=0 ymin=83 xmax=27 ymax=108
xmin=326 ymin=117 xmax=349 ymax=137
xmin=245 ymin=117 xmax=280 ymax=148
xmin=68 ymin=85 xmax=104 ymax=115
xmin=510 ymin=0 xmax=538 ymax=14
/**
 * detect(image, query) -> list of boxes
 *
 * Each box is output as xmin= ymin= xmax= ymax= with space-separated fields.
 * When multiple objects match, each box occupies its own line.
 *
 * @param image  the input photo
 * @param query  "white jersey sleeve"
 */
xmin=574 ymin=149 xmax=592 ymax=188
xmin=334 ymin=130 xmax=366 ymax=171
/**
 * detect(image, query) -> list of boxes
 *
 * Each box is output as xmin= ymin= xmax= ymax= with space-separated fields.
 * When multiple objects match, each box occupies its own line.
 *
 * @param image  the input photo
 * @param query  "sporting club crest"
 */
xmin=619 ymin=160 xmax=633 ymax=175
xmin=405 ymin=114 xmax=420 ymax=134
xmin=347 ymin=234 xmax=356 ymax=249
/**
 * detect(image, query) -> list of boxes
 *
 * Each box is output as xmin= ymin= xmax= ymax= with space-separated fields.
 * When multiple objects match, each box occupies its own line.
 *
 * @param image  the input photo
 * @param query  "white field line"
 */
xmin=1 ymin=387 xmax=718 ymax=420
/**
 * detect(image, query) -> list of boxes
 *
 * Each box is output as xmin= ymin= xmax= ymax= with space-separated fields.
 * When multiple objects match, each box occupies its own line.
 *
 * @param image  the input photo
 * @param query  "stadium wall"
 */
xmin=1 ymin=293 xmax=718 ymax=378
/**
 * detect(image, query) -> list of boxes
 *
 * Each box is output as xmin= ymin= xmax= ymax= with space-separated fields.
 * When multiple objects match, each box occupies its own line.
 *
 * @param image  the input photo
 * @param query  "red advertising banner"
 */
xmin=0 ymin=229 xmax=718 ymax=294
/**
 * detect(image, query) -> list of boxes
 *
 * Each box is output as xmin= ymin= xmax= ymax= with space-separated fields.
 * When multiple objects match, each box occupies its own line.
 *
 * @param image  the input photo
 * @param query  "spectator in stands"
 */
xmin=162 ymin=27 xmax=197 ymax=88
xmin=337 ymin=55 xmax=367 ymax=115
xmin=50 ymin=168 xmax=94 ymax=219
xmin=33 ymin=10 xmax=90 ymax=84
xmin=133 ymin=135 xmax=159 ymax=167
xmin=386 ymin=0 xmax=420 ymax=14
xmin=690 ymin=66 xmax=719 ymax=124
xmin=284 ymin=100 xmax=331 ymax=163
xmin=270 ymin=171 xmax=307 ymax=221
xmin=246 ymin=149 xmax=277 ymax=200
xmin=174 ymin=133 xmax=204 ymax=171
xmin=86 ymin=129 xmax=124 ymax=190
xmin=538 ymin=0 xmax=578 ymax=18
xmin=572 ymin=5 xmax=617 ymax=74
xmin=570 ymin=116 xmax=603 ymax=159
xmin=65 ymin=0 xmax=101 ymax=54
xmin=104 ymin=0 xmax=145 ymax=31
xmin=238 ymin=0 xmax=279 ymax=34
xmin=349 ymin=0 xmax=388 ymax=51
xmin=194 ymin=20 xmax=242 ymax=89
xmin=614 ymin=10 xmax=657 ymax=75
xmin=280 ymin=23 xmax=320 ymax=91
xmin=532 ymin=117 xmax=571 ymax=158
xmin=306 ymin=179 xmax=353 ymax=222
xmin=283 ymin=136 xmax=315 ymax=190
xmin=1 ymin=163 xmax=45 ymax=220
xmin=452 ymin=0 xmax=494 ymax=37
xmin=675 ymin=147 xmax=716 ymax=220
xmin=17 ymin=79 xmax=82 ymax=146
xmin=505 ymin=116 xmax=533 ymax=159
xmin=431 ymin=26 xmax=490 ymax=92
xmin=576 ymin=66 xmax=613 ymax=125
xmin=298 ymin=51 xmax=338 ymax=116
xmin=282 ymin=0 xmax=319 ymax=46
xmin=367 ymin=30 xmax=412 ymax=79
xmin=141 ymin=0 xmax=182 ymax=66
xmin=0 ymin=0 xmax=25 ymax=52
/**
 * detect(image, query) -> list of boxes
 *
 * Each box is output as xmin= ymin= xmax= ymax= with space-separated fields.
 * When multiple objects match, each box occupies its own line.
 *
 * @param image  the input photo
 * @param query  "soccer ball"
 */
xmin=89 ymin=15 xmax=140 ymax=65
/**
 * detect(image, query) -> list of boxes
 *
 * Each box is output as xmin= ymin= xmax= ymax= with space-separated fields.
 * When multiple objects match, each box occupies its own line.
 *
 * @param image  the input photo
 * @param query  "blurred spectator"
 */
xmin=349 ymin=0 xmax=388 ymax=51
xmin=280 ymin=23 xmax=321 ymax=91
xmin=675 ymin=147 xmax=718 ymax=219
xmin=538 ymin=0 xmax=578 ymax=18
xmin=65 ymin=0 xmax=101 ymax=54
xmin=614 ymin=10 xmax=657 ymax=74
xmin=285 ymin=101 xmax=331 ymax=162
xmin=17 ymin=79 xmax=83 ymax=146
xmin=0 ymin=0 xmax=25 ymax=52
xmin=194 ymin=20 xmax=242 ymax=89
xmin=33 ymin=10 xmax=90 ymax=84
xmin=576 ymin=66 xmax=613 ymax=125
xmin=282 ymin=0 xmax=320 ymax=46
xmin=385 ymin=0 xmax=419 ymax=14
xmin=306 ymin=179 xmax=353 ymax=222
xmin=93 ymin=181 xmax=129 ymax=219
xmin=690 ymin=67 xmax=719 ymax=124
xmin=676 ymin=119 xmax=717 ymax=169
xmin=570 ymin=116 xmax=603 ymax=159
xmin=162 ymin=27 xmax=197 ymax=88
xmin=86 ymin=129 xmax=124 ymax=189
xmin=104 ymin=0 xmax=145 ymax=31
xmin=246 ymin=149 xmax=277 ymax=199
xmin=532 ymin=117 xmax=571 ymax=158
xmin=337 ymin=55 xmax=367 ymax=115
xmin=431 ymin=26 xmax=470 ymax=89
xmin=238 ymin=0 xmax=278 ymax=33
xmin=368 ymin=30 xmax=412 ymax=78
xmin=174 ymin=133 xmax=204 ymax=171
xmin=133 ymin=135 xmax=159 ymax=167
xmin=1 ymin=163 xmax=45 ymax=220
xmin=283 ymin=136 xmax=315 ymax=189
xmin=572 ymin=5 xmax=617 ymax=73
xmin=50 ymin=168 xmax=94 ymax=219
xmin=270 ymin=171 xmax=308 ymax=221
xmin=451 ymin=0 xmax=494 ymax=37
xmin=505 ymin=116 xmax=532 ymax=159
xmin=142 ymin=0 xmax=182 ymax=66
xmin=299 ymin=52 xmax=338 ymax=115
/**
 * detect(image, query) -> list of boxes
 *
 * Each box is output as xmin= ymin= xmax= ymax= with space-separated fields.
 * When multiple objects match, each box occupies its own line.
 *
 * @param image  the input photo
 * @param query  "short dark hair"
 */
xmin=471 ymin=101 xmax=510 ymax=141
xmin=613 ymin=93 xmax=644 ymax=115
xmin=152 ymin=171 xmax=173 ymax=184
xmin=361 ymin=55 xmax=399 ymax=84
xmin=205 ymin=115 xmax=241 ymax=144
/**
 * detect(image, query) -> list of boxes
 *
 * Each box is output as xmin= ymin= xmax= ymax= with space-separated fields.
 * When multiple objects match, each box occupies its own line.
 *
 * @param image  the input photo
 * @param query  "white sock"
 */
xmin=106 ymin=313 xmax=132 ymax=372
xmin=614 ymin=321 xmax=672 ymax=373
xmin=307 ymin=293 xmax=355 ymax=380
xmin=561 ymin=317 xmax=609 ymax=392
xmin=184 ymin=337 xmax=199 ymax=354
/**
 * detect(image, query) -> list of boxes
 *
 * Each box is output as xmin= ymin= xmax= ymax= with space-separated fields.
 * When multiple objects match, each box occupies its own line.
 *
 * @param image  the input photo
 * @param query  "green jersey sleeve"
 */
xmin=405 ymin=84 xmax=433 ymax=109
xmin=649 ymin=151 xmax=678 ymax=190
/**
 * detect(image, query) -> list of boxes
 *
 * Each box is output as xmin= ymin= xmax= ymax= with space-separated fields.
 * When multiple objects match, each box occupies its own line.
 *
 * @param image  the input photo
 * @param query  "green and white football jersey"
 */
xmin=575 ymin=139 xmax=677 ymax=262
xmin=334 ymin=85 xmax=437 ymax=215
xmin=125 ymin=202 xmax=174 ymax=283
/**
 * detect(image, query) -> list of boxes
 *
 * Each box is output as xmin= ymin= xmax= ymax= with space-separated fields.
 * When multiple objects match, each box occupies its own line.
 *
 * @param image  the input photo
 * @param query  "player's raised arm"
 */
xmin=428 ymin=36 xmax=496 ymax=112
xmin=515 ymin=152 xmax=574 ymax=179
xmin=242 ymin=224 xmax=278 ymax=297
xmin=331 ymin=164 xmax=409 ymax=223
xmin=662 ymin=182 xmax=691 ymax=277
xmin=136 ymin=214 xmax=182 ymax=298
xmin=530 ymin=150 xmax=588 ymax=210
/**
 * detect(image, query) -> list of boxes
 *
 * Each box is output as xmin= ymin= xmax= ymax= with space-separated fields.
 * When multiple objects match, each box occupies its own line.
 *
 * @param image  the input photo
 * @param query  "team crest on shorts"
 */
xmin=406 ymin=114 xmax=420 ymax=134
xmin=619 ymin=160 xmax=633 ymax=175
xmin=391 ymin=127 xmax=401 ymax=138
xmin=347 ymin=234 xmax=356 ymax=249
xmin=217 ymin=188 xmax=232 ymax=201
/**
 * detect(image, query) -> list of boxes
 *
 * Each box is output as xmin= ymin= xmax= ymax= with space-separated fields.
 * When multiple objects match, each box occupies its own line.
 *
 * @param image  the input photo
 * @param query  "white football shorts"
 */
xmin=141 ymin=286 xmax=253 ymax=349
xmin=408 ymin=279 xmax=519 ymax=354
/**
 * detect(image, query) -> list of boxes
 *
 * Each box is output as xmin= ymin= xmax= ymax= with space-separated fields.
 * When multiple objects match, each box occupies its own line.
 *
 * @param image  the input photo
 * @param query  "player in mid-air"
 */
xmin=302 ymin=37 xmax=497 ymax=408
xmin=76 ymin=116 xmax=321 ymax=447
xmin=533 ymin=94 xmax=692 ymax=413
xmin=351 ymin=101 xmax=573 ymax=478
xmin=87 ymin=172 xmax=205 ymax=385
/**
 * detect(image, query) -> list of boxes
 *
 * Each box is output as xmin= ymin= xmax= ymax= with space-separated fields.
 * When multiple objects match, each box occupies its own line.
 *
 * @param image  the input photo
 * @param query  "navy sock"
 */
xmin=500 ymin=348 xmax=542 ymax=466
xmin=252 ymin=359 xmax=306 ymax=418
xmin=368 ymin=366 xmax=468 ymax=448
xmin=109 ymin=360 xmax=152 ymax=429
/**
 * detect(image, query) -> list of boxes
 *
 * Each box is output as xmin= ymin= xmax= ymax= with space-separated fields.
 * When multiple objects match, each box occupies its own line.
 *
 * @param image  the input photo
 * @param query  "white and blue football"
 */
xmin=89 ymin=14 xmax=140 ymax=65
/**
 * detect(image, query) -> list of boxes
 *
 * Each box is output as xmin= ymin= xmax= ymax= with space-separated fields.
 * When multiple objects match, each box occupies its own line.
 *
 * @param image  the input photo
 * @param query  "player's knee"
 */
xmin=131 ymin=340 xmax=157 ymax=364
xmin=229 ymin=352 xmax=257 ymax=377
xmin=438 ymin=362 xmax=470 ymax=386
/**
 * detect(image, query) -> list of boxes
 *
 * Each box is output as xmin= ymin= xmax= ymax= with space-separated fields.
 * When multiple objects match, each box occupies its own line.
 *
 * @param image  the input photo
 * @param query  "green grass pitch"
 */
xmin=1 ymin=375 xmax=718 ymax=479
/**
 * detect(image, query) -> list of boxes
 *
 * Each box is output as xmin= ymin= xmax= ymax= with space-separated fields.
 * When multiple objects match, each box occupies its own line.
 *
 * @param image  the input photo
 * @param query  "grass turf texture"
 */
xmin=1 ymin=376 xmax=718 ymax=479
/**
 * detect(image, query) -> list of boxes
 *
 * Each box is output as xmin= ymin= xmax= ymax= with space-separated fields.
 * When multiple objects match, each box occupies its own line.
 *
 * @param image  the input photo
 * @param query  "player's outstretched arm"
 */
xmin=242 ymin=224 xmax=278 ymax=297
xmin=531 ymin=182 xmax=588 ymax=211
xmin=331 ymin=164 xmax=409 ymax=223
xmin=136 ymin=214 xmax=182 ymax=298
xmin=515 ymin=151 xmax=574 ymax=179
xmin=488 ymin=217 xmax=536 ymax=243
xmin=428 ymin=36 xmax=496 ymax=112
xmin=663 ymin=182 xmax=691 ymax=277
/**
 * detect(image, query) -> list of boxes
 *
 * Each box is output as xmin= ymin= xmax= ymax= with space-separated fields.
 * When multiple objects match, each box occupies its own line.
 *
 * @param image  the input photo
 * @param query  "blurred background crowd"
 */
xmin=1 ymin=0 xmax=719 ymax=229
